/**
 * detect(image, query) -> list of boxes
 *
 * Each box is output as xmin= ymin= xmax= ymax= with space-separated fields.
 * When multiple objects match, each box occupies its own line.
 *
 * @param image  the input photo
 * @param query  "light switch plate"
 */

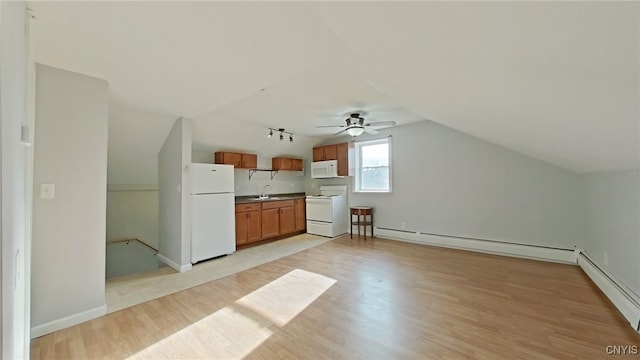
xmin=40 ymin=184 xmax=55 ymax=199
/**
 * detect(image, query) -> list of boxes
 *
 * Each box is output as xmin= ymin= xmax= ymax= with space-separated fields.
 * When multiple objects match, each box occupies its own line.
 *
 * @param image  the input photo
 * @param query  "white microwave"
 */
xmin=311 ymin=160 xmax=340 ymax=178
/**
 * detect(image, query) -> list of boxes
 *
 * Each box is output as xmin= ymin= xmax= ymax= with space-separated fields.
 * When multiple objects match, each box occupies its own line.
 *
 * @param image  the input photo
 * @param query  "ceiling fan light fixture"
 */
xmin=346 ymin=127 xmax=364 ymax=137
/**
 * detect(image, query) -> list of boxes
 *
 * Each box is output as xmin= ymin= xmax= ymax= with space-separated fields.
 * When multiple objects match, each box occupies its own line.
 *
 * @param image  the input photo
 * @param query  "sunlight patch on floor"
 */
xmin=128 ymin=306 xmax=273 ymax=360
xmin=126 ymin=269 xmax=336 ymax=359
xmin=236 ymin=269 xmax=337 ymax=327
xmin=107 ymin=234 xmax=334 ymax=313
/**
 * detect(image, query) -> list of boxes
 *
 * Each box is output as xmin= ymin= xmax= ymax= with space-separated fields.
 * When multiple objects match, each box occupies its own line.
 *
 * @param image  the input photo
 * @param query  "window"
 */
xmin=354 ymin=137 xmax=392 ymax=192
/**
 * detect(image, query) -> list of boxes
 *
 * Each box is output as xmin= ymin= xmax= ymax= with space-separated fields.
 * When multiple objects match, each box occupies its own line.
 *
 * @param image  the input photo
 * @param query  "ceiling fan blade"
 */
xmin=316 ymin=125 xmax=346 ymax=128
xmin=364 ymin=128 xmax=379 ymax=135
xmin=365 ymin=121 xmax=396 ymax=127
xmin=333 ymin=129 xmax=348 ymax=135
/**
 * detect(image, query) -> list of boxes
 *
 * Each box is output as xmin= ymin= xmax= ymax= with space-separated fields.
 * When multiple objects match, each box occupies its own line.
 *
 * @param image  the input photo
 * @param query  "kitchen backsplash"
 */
xmin=233 ymin=168 xmax=305 ymax=196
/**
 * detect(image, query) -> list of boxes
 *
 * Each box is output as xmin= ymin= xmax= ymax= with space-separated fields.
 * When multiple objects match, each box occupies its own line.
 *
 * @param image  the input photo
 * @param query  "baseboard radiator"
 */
xmin=374 ymin=226 xmax=640 ymax=332
xmin=374 ymin=227 xmax=577 ymax=263
xmin=577 ymin=253 xmax=640 ymax=331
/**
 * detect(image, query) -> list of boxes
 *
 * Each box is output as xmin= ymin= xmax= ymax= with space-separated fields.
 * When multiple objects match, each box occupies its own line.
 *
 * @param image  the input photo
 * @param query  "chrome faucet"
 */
xmin=260 ymin=184 xmax=272 ymax=199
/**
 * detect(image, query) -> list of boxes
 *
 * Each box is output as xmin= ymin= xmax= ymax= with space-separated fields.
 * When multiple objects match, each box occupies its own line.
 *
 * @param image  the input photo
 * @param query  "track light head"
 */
xmin=268 ymin=127 xmax=293 ymax=143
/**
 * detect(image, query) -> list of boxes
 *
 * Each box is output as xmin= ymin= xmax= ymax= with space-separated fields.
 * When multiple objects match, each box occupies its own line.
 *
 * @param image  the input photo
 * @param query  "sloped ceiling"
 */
xmin=31 ymin=1 xmax=638 ymax=173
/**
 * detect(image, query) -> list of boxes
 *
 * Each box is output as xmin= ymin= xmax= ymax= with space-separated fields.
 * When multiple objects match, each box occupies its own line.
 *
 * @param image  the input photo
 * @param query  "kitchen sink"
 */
xmin=250 ymin=196 xmax=284 ymax=201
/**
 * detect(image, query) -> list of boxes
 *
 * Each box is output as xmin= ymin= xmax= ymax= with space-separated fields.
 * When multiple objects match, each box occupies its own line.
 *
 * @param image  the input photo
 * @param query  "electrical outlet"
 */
xmin=40 ymin=183 xmax=55 ymax=199
xmin=401 ymin=222 xmax=406 ymax=229
xmin=603 ymin=252 xmax=608 ymax=266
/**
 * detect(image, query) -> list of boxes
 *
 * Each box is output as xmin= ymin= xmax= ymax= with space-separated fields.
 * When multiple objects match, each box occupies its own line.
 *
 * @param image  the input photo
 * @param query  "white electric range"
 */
xmin=306 ymin=185 xmax=348 ymax=237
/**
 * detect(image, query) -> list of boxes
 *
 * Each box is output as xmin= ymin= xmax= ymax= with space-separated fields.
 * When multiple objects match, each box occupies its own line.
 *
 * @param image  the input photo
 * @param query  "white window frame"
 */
xmin=354 ymin=137 xmax=392 ymax=193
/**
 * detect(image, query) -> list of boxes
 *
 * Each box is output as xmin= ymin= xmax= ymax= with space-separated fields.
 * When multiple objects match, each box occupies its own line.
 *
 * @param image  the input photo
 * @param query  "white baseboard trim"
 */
xmin=157 ymin=253 xmax=192 ymax=272
xmin=577 ymin=253 xmax=640 ymax=331
xmin=31 ymin=304 xmax=107 ymax=339
xmin=106 ymin=183 xmax=159 ymax=192
xmin=374 ymin=227 xmax=577 ymax=264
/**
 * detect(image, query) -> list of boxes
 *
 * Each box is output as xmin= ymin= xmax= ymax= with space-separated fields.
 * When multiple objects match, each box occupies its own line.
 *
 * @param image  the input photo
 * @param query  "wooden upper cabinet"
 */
xmin=215 ymin=151 xmax=257 ymax=169
xmin=336 ymin=142 xmax=354 ymax=176
xmin=313 ymin=144 xmax=337 ymax=161
xmin=292 ymin=159 xmax=303 ymax=171
xmin=313 ymin=144 xmax=338 ymax=161
xmin=312 ymin=142 xmax=353 ymax=176
xmin=312 ymin=147 xmax=325 ymax=162
xmin=272 ymin=157 xmax=303 ymax=171
xmin=324 ymin=145 xmax=338 ymax=160
xmin=215 ymin=152 xmax=242 ymax=167
xmin=242 ymin=153 xmax=257 ymax=169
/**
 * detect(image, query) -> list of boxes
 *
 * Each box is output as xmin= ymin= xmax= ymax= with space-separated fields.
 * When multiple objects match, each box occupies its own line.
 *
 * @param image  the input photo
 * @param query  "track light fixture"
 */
xmin=267 ymin=127 xmax=294 ymax=143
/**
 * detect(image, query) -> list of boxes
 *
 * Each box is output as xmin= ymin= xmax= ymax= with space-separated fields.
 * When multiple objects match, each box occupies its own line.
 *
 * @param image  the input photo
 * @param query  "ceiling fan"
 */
xmin=317 ymin=113 xmax=396 ymax=137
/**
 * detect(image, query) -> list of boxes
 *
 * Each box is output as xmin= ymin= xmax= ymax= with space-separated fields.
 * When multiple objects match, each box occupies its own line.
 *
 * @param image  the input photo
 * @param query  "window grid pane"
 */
xmin=356 ymin=138 xmax=391 ymax=192
xmin=361 ymin=143 xmax=389 ymax=167
xmin=361 ymin=166 xmax=389 ymax=190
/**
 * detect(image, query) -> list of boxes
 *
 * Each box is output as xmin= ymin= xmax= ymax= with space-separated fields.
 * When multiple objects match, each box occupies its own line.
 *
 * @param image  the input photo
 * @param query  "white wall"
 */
xmin=158 ymin=117 xmax=192 ymax=271
xmin=106 ymin=105 xmax=175 ymax=248
xmin=31 ymin=64 xmax=108 ymax=336
xmin=584 ymin=170 xmax=640 ymax=297
xmin=314 ymin=120 xmax=585 ymax=249
xmin=0 ymin=1 xmax=30 ymax=357
xmin=191 ymin=114 xmax=319 ymax=197
xmin=106 ymin=185 xmax=159 ymax=248
xmin=192 ymin=152 xmax=307 ymax=196
xmin=108 ymin=105 xmax=176 ymax=185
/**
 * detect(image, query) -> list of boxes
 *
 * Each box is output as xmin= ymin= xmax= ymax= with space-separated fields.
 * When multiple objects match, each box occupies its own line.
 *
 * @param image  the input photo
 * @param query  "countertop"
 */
xmin=235 ymin=192 xmax=306 ymax=204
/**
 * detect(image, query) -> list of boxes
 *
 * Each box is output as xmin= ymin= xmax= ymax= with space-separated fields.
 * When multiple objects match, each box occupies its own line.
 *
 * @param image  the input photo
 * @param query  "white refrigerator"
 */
xmin=190 ymin=163 xmax=236 ymax=263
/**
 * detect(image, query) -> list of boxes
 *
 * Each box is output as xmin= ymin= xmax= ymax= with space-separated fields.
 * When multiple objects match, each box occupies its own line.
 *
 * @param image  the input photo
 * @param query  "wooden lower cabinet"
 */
xmin=261 ymin=208 xmax=280 ymax=239
xmin=261 ymin=200 xmax=295 ymax=239
xmin=279 ymin=206 xmax=295 ymax=234
xmin=236 ymin=198 xmax=305 ymax=246
xmin=235 ymin=204 xmax=262 ymax=245
xmin=294 ymin=198 xmax=306 ymax=231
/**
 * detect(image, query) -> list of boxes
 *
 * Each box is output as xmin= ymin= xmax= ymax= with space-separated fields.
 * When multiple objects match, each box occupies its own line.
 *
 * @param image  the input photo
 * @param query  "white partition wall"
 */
xmin=31 ymin=65 xmax=109 ymax=337
xmin=158 ymin=117 xmax=193 ymax=271
xmin=0 ymin=1 xmax=31 ymax=357
xmin=314 ymin=120 xmax=585 ymax=251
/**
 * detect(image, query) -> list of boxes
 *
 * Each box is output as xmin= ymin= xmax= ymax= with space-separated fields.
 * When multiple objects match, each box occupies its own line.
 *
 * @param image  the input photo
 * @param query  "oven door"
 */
xmin=305 ymin=198 xmax=333 ymax=222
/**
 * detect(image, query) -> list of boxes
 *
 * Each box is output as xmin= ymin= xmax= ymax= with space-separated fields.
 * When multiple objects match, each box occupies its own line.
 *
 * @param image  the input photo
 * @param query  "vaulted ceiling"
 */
xmin=31 ymin=1 xmax=638 ymax=173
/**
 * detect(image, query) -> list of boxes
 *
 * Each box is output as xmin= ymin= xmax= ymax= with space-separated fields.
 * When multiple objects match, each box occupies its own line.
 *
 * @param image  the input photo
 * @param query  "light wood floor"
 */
xmin=106 ymin=233 xmax=334 ymax=313
xmin=32 ymin=236 xmax=640 ymax=359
